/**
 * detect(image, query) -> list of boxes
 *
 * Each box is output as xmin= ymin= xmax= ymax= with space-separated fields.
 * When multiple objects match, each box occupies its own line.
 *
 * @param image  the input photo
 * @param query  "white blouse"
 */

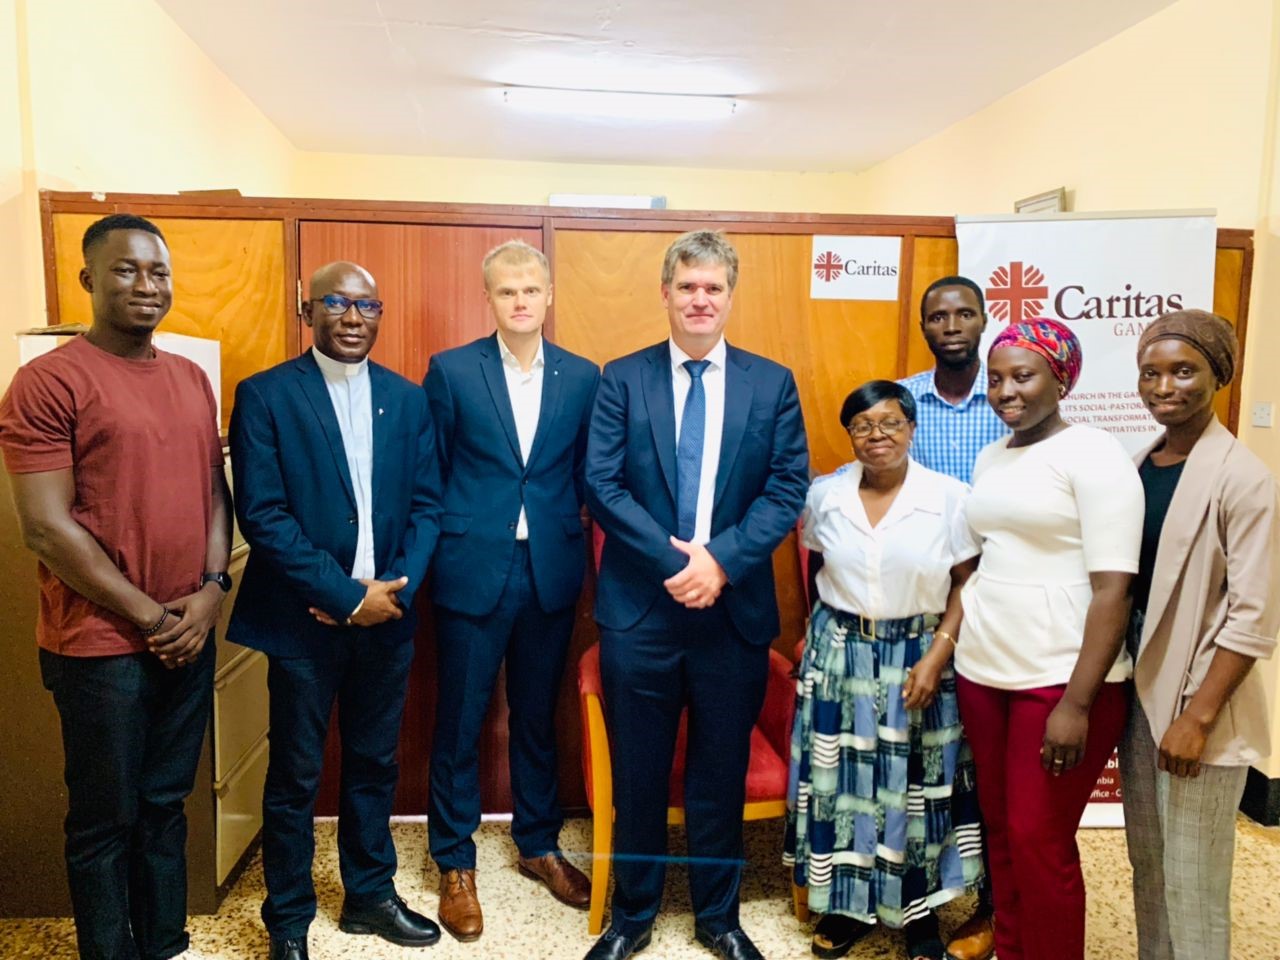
xmin=801 ymin=459 xmax=980 ymax=619
xmin=957 ymin=425 xmax=1144 ymax=690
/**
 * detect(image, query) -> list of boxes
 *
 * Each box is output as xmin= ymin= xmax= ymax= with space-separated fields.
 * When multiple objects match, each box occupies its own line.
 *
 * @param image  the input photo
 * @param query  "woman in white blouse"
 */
xmin=956 ymin=319 xmax=1142 ymax=960
xmin=784 ymin=381 xmax=984 ymax=960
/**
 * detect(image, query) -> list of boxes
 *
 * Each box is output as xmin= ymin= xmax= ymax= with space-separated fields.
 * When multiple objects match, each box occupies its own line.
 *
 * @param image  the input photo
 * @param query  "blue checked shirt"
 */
xmin=898 ymin=365 xmax=1009 ymax=485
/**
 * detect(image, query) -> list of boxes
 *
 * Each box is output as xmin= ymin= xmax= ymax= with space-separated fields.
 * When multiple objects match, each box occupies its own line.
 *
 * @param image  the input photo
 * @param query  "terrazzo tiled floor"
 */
xmin=2 ymin=816 xmax=1278 ymax=959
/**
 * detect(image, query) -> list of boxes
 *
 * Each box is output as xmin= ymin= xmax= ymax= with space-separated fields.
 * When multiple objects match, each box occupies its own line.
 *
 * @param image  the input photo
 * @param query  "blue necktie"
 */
xmin=677 ymin=359 xmax=710 ymax=541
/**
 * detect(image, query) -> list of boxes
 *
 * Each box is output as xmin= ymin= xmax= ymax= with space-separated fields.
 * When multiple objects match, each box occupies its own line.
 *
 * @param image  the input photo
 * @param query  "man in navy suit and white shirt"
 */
xmin=229 ymin=261 xmax=443 ymax=960
xmin=584 ymin=232 xmax=809 ymax=960
xmin=423 ymin=241 xmax=599 ymax=941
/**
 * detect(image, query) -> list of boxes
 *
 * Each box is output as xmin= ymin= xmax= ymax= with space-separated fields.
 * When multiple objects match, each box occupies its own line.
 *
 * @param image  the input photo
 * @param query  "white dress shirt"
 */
xmin=958 ymin=425 xmax=1144 ymax=689
xmin=312 ymin=346 xmax=376 ymax=579
xmin=498 ymin=333 xmax=544 ymax=541
xmin=801 ymin=459 xmax=980 ymax=619
xmin=670 ymin=336 xmax=726 ymax=545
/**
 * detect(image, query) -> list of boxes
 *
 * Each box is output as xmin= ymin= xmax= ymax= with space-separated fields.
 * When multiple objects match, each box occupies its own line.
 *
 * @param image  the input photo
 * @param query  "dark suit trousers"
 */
xmin=39 ymin=640 xmax=214 ymax=960
xmin=429 ymin=541 xmax=575 ymax=870
xmin=260 ymin=633 xmax=413 ymax=939
xmin=600 ymin=599 xmax=769 ymax=937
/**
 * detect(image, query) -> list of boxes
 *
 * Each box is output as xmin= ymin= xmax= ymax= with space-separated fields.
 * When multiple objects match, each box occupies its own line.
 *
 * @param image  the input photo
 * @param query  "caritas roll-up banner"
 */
xmin=957 ymin=211 xmax=1217 ymax=827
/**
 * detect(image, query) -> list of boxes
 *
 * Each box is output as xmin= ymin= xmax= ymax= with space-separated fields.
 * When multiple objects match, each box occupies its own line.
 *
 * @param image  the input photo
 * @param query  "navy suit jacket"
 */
xmin=228 ymin=351 xmax=442 ymax=656
xmin=424 ymin=334 xmax=600 ymax=616
xmin=585 ymin=341 xmax=809 ymax=646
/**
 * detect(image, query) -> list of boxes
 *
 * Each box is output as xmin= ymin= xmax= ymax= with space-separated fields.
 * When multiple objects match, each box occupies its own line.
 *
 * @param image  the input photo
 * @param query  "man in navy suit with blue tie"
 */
xmin=423 ymin=241 xmax=599 ymax=941
xmin=584 ymin=232 xmax=809 ymax=960
xmin=229 ymin=261 xmax=443 ymax=960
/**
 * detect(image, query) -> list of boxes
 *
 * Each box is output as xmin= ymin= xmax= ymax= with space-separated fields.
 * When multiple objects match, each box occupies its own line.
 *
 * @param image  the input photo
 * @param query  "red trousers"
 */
xmin=955 ymin=678 xmax=1128 ymax=960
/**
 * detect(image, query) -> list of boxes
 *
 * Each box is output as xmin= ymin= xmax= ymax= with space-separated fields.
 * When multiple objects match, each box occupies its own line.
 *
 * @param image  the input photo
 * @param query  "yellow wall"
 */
xmin=2 ymin=0 xmax=41 ymax=385
xmin=1239 ymin=3 xmax=1280 ymax=779
xmin=853 ymin=0 xmax=1274 ymax=228
xmin=294 ymin=150 xmax=863 ymax=213
xmin=23 ymin=0 xmax=293 ymax=196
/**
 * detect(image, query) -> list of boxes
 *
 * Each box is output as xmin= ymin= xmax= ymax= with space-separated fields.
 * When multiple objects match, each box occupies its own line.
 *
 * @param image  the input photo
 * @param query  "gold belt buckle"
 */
xmin=860 ymin=615 xmax=876 ymax=637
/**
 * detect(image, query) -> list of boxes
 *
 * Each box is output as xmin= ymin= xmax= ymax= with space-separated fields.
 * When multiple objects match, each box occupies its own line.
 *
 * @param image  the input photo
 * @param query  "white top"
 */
xmin=498 ymin=333 xmax=545 ymax=541
xmin=312 ymin=346 xmax=376 ymax=580
xmin=670 ymin=336 xmax=726 ymax=545
xmin=802 ymin=459 xmax=980 ymax=619
xmin=957 ymin=424 xmax=1144 ymax=690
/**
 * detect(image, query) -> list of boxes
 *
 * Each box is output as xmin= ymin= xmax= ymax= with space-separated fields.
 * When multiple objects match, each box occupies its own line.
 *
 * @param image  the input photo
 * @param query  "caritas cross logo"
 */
xmin=986 ymin=261 xmax=1049 ymax=323
xmin=813 ymin=251 xmax=843 ymax=282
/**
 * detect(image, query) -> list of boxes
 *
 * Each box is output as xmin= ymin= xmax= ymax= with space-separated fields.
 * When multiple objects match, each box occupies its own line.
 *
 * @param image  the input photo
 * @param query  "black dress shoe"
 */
xmin=695 ymin=926 xmax=765 ymax=960
xmin=339 ymin=893 xmax=441 ymax=947
xmin=583 ymin=925 xmax=653 ymax=960
xmin=268 ymin=937 xmax=308 ymax=960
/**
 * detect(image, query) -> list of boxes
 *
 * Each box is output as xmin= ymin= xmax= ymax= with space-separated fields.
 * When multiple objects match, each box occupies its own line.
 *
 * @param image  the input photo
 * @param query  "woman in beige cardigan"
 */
xmin=1121 ymin=310 xmax=1280 ymax=960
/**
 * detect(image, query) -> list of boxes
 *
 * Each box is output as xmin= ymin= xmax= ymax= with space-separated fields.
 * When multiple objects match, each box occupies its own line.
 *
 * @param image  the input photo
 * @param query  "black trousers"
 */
xmin=260 ymin=633 xmax=413 ymax=939
xmin=39 ymin=640 xmax=215 ymax=960
xmin=600 ymin=598 xmax=769 ymax=937
xmin=428 ymin=541 xmax=576 ymax=870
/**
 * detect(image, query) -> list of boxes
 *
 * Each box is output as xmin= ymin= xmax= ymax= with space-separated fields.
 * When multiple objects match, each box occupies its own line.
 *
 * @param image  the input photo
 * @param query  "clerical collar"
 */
xmin=312 ymin=345 xmax=367 ymax=379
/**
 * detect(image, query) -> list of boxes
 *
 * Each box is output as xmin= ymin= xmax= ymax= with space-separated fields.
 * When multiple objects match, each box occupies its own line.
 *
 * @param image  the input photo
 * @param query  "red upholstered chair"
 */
xmin=577 ymin=522 xmax=796 ymax=934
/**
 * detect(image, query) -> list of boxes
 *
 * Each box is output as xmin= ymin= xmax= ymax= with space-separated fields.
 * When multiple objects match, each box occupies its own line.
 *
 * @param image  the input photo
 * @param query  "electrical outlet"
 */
xmin=1252 ymin=402 xmax=1274 ymax=429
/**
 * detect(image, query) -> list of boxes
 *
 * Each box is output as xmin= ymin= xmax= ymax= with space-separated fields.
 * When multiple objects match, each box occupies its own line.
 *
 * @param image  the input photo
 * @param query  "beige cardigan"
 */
xmin=1133 ymin=418 xmax=1280 ymax=766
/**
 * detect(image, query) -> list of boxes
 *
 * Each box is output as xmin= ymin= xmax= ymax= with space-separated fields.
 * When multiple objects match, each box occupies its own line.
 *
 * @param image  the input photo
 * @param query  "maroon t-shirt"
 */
xmin=0 ymin=335 xmax=222 ymax=656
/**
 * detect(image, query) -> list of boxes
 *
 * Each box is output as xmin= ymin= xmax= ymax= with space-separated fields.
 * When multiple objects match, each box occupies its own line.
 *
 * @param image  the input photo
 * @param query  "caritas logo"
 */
xmin=813 ymin=251 xmax=843 ymax=282
xmin=813 ymin=250 xmax=897 ymax=282
xmin=985 ymin=260 xmax=1184 ymax=334
xmin=985 ymin=262 xmax=1048 ymax=322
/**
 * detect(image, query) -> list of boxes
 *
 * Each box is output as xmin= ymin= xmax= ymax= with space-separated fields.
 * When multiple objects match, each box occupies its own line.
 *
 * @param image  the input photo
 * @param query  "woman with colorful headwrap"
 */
xmin=952 ymin=318 xmax=1143 ymax=960
xmin=1120 ymin=310 xmax=1279 ymax=960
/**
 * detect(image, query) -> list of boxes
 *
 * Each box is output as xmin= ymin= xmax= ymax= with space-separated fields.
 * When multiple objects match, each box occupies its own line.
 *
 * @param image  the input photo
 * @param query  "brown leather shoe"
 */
xmin=438 ymin=868 xmax=483 ymax=941
xmin=517 ymin=852 xmax=591 ymax=909
xmin=945 ymin=910 xmax=994 ymax=960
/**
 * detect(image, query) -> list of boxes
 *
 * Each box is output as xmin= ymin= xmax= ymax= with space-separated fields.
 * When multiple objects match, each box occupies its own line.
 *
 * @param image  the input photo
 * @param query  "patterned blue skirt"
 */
xmin=783 ymin=601 xmax=983 ymax=927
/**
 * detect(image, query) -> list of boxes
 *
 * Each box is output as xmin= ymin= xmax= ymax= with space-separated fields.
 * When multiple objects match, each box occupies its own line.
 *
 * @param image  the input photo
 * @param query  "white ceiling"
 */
xmin=156 ymin=0 xmax=1174 ymax=172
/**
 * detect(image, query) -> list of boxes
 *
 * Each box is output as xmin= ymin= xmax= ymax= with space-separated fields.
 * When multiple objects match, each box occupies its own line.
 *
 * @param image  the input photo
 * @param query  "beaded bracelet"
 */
xmin=141 ymin=608 xmax=171 ymax=639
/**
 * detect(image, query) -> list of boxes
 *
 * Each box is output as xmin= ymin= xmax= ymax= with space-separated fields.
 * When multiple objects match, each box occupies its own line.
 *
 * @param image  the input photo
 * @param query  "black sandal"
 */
xmin=812 ymin=913 xmax=874 ymax=959
xmin=904 ymin=913 xmax=945 ymax=960
xmin=906 ymin=938 xmax=945 ymax=960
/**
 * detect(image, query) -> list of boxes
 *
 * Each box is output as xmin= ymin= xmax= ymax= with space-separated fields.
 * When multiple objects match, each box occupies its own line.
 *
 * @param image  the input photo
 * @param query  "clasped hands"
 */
xmin=309 ymin=576 xmax=408 ymax=628
xmin=145 ymin=582 xmax=224 ymax=669
xmin=664 ymin=536 xmax=728 ymax=609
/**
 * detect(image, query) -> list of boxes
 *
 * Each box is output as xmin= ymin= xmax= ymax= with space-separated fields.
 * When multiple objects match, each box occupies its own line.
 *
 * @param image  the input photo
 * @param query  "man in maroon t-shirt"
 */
xmin=0 ymin=214 xmax=231 ymax=960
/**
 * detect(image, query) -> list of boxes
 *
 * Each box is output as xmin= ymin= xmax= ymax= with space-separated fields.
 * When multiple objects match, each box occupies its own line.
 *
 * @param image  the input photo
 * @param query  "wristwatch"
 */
xmin=201 ymin=571 xmax=233 ymax=593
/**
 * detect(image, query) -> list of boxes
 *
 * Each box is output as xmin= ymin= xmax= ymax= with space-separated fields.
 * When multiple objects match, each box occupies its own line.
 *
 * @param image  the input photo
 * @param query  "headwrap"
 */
xmin=1136 ymin=309 xmax=1238 ymax=386
xmin=988 ymin=318 xmax=1083 ymax=395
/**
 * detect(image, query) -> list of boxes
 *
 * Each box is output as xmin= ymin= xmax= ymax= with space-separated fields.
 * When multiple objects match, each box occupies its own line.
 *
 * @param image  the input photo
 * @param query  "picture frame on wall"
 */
xmin=1014 ymin=187 xmax=1068 ymax=214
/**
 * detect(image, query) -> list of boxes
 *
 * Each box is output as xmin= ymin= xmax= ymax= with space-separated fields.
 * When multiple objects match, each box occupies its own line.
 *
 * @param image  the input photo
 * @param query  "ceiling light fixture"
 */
xmin=502 ymin=86 xmax=738 ymax=121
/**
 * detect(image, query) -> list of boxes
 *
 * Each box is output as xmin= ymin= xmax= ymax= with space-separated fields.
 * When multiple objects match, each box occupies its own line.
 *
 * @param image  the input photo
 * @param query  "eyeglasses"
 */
xmin=848 ymin=418 xmax=910 ymax=438
xmin=312 ymin=294 xmax=383 ymax=319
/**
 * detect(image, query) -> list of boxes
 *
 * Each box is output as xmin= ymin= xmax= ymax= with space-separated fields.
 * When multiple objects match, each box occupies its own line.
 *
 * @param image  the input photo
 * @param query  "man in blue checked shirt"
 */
xmin=898 ymin=274 xmax=1005 ymax=960
xmin=899 ymin=275 xmax=1009 ymax=486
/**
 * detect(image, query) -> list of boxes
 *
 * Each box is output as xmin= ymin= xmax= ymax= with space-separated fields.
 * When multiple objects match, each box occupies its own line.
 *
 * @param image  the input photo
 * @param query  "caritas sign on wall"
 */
xmin=810 ymin=235 xmax=902 ymax=300
xmin=957 ymin=211 xmax=1217 ymax=457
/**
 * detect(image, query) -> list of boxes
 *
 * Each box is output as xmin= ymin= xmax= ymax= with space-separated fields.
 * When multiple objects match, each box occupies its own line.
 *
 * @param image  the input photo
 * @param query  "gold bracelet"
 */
xmin=933 ymin=630 xmax=957 ymax=647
